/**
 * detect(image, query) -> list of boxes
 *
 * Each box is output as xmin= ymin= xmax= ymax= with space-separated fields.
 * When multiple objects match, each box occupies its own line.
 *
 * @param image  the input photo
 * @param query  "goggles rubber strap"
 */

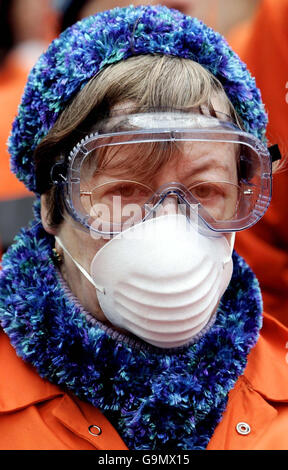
xmin=50 ymin=161 xmax=67 ymax=185
xmin=268 ymin=144 xmax=282 ymax=162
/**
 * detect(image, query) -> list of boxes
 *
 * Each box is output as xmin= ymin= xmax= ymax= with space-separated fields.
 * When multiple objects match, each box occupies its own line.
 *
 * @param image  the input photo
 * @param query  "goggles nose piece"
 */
xmin=144 ymin=185 xmax=199 ymax=222
xmin=159 ymin=193 xmax=182 ymax=215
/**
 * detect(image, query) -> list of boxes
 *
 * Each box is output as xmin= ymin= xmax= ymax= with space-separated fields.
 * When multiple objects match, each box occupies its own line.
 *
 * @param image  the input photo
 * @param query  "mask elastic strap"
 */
xmin=55 ymin=236 xmax=105 ymax=294
xmin=268 ymin=144 xmax=282 ymax=162
xmin=222 ymin=231 xmax=235 ymax=266
xmin=230 ymin=232 xmax=236 ymax=256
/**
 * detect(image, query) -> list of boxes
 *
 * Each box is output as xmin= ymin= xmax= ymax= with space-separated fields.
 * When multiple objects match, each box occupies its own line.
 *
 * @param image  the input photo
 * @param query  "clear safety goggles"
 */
xmin=52 ymin=111 xmax=272 ymax=237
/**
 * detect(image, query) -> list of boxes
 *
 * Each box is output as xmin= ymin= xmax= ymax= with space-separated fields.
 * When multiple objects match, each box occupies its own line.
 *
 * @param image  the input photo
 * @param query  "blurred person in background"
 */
xmin=57 ymin=0 xmax=199 ymax=31
xmin=56 ymin=0 xmax=260 ymax=34
xmin=227 ymin=0 xmax=288 ymax=326
xmin=0 ymin=0 xmax=58 ymax=256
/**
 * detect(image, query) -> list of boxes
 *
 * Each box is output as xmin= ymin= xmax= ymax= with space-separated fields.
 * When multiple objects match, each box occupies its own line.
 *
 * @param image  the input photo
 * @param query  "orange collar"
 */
xmin=0 ymin=330 xmax=128 ymax=450
xmin=244 ymin=313 xmax=288 ymax=402
xmin=0 ymin=331 xmax=62 ymax=412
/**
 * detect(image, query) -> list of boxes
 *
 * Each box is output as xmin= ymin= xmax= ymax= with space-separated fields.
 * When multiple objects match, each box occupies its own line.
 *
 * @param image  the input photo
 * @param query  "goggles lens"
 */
xmin=80 ymin=178 xmax=241 ymax=231
xmin=61 ymin=112 xmax=271 ymax=235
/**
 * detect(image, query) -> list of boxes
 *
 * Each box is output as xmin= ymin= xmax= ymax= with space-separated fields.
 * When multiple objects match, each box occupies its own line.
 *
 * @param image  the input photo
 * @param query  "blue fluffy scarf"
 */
xmin=0 ymin=215 xmax=262 ymax=450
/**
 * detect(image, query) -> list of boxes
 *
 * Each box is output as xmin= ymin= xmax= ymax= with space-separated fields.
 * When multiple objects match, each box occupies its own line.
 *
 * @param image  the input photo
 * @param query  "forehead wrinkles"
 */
xmin=179 ymin=141 xmax=239 ymax=183
xmin=89 ymin=138 xmax=238 ymax=181
xmin=93 ymin=140 xmax=178 ymax=179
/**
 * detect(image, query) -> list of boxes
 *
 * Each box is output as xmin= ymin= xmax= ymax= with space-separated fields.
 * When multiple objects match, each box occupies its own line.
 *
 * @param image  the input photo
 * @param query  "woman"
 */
xmin=0 ymin=5 xmax=287 ymax=451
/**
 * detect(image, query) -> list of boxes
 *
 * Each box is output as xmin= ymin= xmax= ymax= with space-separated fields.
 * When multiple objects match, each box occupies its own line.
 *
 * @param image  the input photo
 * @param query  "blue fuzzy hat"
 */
xmin=9 ymin=4 xmax=267 ymax=194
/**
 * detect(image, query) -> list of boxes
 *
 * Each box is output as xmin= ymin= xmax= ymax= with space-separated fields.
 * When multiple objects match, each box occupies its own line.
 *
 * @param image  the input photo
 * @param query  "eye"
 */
xmin=189 ymin=182 xmax=222 ymax=200
xmin=105 ymin=183 xmax=150 ymax=200
xmin=187 ymin=181 xmax=241 ymax=221
xmin=89 ymin=180 xmax=154 ymax=205
xmin=113 ymin=184 xmax=139 ymax=198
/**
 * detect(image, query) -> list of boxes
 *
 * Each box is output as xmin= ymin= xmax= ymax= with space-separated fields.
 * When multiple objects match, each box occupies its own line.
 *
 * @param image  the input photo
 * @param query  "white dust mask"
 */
xmin=56 ymin=214 xmax=234 ymax=349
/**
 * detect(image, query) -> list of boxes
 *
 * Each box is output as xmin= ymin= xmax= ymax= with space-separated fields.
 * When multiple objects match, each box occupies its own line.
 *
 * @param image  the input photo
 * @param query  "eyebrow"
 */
xmin=185 ymin=158 xmax=232 ymax=177
xmin=177 ymin=146 xmax=238 ymax=180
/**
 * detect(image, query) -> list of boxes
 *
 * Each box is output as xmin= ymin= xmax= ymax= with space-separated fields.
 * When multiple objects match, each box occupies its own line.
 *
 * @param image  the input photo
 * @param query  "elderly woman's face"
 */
xmin=41 ymin=97 xmax=236 ymax=324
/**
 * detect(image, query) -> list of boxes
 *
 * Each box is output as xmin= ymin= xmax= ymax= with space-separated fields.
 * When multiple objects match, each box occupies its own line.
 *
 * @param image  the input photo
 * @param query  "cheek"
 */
xmin=58 ymin=218 xmax=108 ymax=271
xmin=78 ymin=236 xmax=108 ymax=271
